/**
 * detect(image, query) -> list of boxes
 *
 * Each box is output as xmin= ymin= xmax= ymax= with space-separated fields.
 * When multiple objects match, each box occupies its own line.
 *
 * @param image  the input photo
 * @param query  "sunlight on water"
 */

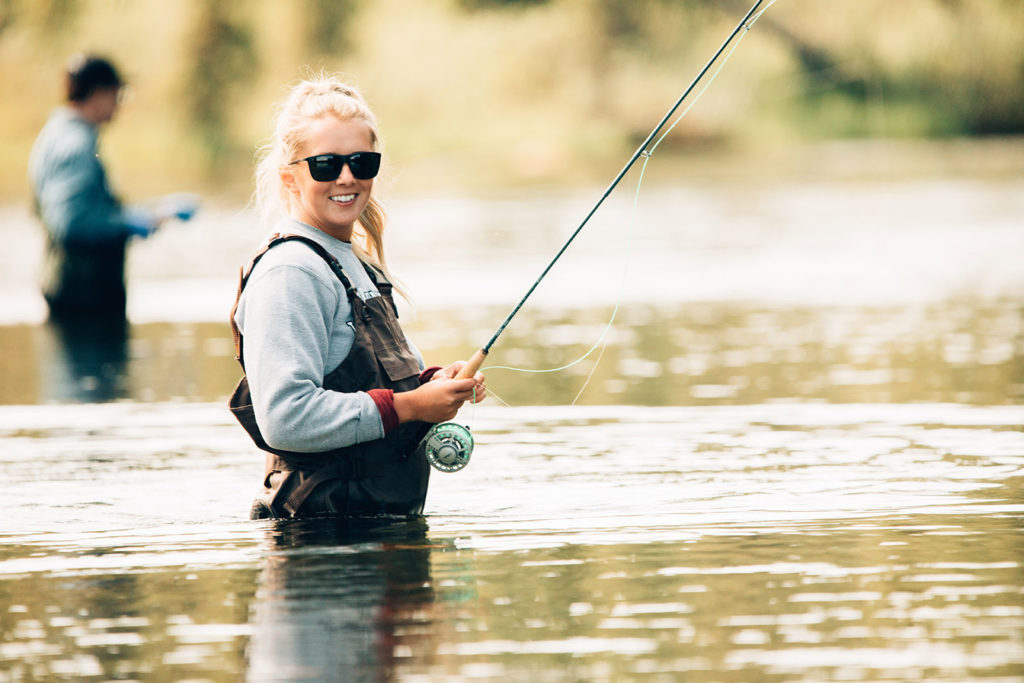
xmin=1 ymin=402 xmax=1022 ymax=680
xmin=1 ymin=178 xmax=1023 ymax=324
xmin=1 ymin=171 xmax=1023 ymax=681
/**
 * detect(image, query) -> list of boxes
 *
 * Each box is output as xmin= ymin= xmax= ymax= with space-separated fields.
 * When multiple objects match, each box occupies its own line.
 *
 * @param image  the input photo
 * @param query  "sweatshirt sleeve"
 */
xmin=33 ymin=124 xmax=128 ymax=244
xmin=239 ymin=260 xmax=385 ymax=452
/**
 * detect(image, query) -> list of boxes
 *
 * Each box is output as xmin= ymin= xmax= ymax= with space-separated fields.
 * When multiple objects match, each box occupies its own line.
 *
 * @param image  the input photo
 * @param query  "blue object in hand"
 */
xmin=122 ymin=206 xmax=157 ymax=238
xmin=158 ymin=193 xmax=200 ymax=222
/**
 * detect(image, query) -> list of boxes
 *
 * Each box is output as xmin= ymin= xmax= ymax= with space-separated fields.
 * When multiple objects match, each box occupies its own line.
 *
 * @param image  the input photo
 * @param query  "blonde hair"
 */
xmin=254 ymin=74 xmax=404 ymax=296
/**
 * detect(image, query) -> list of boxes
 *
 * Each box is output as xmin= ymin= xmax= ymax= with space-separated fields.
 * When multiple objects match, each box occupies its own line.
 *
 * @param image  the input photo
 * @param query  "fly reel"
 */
xmin=422 ymin=422 xmax=473 ymax=473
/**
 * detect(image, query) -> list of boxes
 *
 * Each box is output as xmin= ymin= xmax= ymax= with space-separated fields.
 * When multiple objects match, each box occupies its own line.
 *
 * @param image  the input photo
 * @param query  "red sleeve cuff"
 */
xmin=419 ymin=366 xmax=442 ymax=384
xmin=367 ymin=388 xmax=399 ymax=434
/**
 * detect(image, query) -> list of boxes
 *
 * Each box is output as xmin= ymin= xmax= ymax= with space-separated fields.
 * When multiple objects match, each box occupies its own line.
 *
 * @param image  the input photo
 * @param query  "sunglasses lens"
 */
xmin=308 ymin=156 xmax=343 ymax=182
xmin=348 ymin=153 xmax=381 ymax=180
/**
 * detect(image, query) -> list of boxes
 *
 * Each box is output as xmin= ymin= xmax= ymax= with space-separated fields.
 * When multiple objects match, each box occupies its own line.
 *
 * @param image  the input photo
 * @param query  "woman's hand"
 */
xmin=393 ymin=361 xmax=487 ymax=424
xmin=394 ymin=377 xmax=484 ymax=424
xmin=428 ymin=362 xmax=483 ymax=389
xmin=432 ymin=361 xmax=486 ymax=403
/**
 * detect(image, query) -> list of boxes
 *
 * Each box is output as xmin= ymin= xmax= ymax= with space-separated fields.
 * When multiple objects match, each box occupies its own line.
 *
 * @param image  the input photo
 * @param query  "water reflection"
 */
xmin=36 ymin=315 xmax=130 ymax=403
xmin=0 ymin=560 xmax=257 ymax=680
xmin=421 ymin=516 xmax=1024 ymax=682
xmin=246 ymin=516 xmax=443 ymax=682
xmin=0 ymin=299 xmax=1020 ymax=406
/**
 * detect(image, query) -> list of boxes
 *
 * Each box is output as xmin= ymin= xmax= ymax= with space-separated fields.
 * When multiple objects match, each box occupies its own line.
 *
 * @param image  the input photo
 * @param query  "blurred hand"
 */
xmin=122 ymin=206 xmax=158 ymax=238
xmin=155 ymin=192 xmax=201 ymax=222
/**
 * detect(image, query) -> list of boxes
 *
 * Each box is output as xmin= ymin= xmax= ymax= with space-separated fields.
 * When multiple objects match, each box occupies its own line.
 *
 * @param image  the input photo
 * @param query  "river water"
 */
xmin=1 ymin=161 xmax=1022 ymax=680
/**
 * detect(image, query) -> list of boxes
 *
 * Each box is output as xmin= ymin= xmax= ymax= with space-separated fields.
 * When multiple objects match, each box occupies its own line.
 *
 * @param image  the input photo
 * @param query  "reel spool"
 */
xmin=423 ymin=422 xmax=474 ymax=473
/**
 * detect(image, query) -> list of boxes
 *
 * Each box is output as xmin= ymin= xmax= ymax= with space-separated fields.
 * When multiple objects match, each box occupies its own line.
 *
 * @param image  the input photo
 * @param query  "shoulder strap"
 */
xmin=229 ymin=232 xmax=361 ymax=361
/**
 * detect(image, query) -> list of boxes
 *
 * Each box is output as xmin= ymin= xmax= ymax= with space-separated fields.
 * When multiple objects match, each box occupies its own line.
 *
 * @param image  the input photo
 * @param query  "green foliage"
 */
xmin=181 ymin=1 xmax=258 ymax=170
xmin=0 ymin=0 xmax=1022 ymax=197
xmin=301 ymin=0 xmax=360 ymax=56
xmin=458 ymin=0 xmax=550 ymax=10
xmin=0 ymin=0 xmax=79 ymax=36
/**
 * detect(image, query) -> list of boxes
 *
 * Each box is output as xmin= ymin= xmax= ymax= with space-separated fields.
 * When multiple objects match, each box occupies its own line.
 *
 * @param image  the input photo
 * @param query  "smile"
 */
xmin=329 ymin=194 xmax=356 ymax=204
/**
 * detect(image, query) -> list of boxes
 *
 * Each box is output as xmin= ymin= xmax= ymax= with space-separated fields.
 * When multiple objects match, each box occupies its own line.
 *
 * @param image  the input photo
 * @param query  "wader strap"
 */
xmin=280 ymin=458 xmax=372 ymax=517
xmin=230 ymin=266 xmax=245 ymax=363
xmin=267 ymin=468 xmax=297 ymax=514
xmin=229 ymin=233 xmax=364 ymax=362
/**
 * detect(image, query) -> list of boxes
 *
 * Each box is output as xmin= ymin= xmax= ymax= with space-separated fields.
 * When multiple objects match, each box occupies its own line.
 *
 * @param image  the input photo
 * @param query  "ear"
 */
xmin=280 ymin=165 xmax=299 ymax=197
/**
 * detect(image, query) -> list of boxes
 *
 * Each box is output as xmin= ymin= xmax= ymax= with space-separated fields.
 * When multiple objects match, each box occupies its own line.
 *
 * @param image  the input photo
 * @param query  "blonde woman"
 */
xmin=230 ymin=75 xmax=485 ymax=519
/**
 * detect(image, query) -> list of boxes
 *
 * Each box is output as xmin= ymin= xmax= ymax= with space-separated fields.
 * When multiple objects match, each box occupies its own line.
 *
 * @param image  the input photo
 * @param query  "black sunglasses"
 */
xmin=289 ymin=152 xmax=381 ymax=181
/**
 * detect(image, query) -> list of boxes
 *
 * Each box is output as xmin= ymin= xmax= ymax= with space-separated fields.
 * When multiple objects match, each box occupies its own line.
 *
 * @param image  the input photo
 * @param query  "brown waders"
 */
xmin=229 ymin=234 xmax=431 ymax=519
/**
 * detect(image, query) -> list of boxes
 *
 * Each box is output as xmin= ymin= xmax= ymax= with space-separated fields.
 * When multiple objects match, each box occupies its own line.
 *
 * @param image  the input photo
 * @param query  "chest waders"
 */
xmin=39 ymin=230 xmax=128 ymax=319
xmin=229 ymin=234 xmax=431 ymax=519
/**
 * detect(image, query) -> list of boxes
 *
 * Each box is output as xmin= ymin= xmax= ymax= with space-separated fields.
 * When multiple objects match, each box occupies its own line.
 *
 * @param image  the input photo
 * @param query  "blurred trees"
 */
xmin=301 ymin=0 xmax=360 ymax=56
xmin=0 ymin=0 xmax=1021 ymax=196
xmin=181 ymin=1 xmax=257 ymax=169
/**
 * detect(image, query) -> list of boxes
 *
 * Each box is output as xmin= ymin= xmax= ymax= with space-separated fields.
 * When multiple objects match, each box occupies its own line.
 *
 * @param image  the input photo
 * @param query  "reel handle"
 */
xmin=455 ymin=348 xmax=488 ymax=380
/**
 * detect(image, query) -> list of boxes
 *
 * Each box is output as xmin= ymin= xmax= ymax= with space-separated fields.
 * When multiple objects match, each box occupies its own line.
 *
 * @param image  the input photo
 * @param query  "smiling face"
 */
xmin=281 ymin=115 xmax=375 ymax=242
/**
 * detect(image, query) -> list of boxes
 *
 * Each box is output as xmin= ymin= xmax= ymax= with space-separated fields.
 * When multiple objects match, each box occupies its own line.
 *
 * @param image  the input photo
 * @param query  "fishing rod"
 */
xmin=423 ymin=0 xmax=771 ymax=472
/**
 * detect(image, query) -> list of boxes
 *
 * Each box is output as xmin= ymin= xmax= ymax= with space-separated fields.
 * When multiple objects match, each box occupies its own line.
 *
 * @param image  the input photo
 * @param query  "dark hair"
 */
xmin=65 ymin=54 xmax=123 ymax=102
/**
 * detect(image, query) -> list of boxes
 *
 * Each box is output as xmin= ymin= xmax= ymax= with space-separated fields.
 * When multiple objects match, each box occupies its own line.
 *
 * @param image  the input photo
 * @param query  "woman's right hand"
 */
xmin=393 ymin=377 xmax=480 ymax=424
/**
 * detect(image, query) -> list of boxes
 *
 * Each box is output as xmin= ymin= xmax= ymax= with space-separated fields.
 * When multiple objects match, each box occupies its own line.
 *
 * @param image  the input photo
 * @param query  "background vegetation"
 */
xmin=0 ymin=0 xmax=1021 ymax=200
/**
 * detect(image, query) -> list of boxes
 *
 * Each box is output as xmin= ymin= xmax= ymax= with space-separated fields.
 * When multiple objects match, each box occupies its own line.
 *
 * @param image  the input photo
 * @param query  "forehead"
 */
xmin=297 ymin=116 xmax=374 ymax=156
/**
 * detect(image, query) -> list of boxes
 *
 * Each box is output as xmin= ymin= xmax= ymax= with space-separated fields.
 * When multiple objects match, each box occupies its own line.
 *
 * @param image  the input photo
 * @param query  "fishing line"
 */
xmin=425 ymin=0 xmax=775 ymax=473
xmin=483 ymin=0 xmax=776 ymax=392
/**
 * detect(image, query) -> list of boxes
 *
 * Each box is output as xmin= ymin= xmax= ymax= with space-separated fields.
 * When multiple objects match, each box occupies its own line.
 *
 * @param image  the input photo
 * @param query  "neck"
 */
xmin=293 ymin=217 xmax=353 ymax=244
xmin=69 ymin=103 xmax=96 ymax=125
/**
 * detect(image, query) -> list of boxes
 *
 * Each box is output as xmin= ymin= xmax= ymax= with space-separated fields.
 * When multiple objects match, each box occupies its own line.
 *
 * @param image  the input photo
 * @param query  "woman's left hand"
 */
xmin=432 ymin=361 xmax=486 ymax=403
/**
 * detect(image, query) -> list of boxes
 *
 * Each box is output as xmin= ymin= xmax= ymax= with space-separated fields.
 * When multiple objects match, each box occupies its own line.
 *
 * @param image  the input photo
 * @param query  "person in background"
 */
xmin=28 ymin=53 xmax=197 ymax=321
xmin=230 ymin=74 xmax=485 ymax=519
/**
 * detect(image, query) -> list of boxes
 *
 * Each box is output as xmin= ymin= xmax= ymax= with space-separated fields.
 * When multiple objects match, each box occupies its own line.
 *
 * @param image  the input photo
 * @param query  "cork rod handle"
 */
xmin=454 ymin=348 xmax=488 ymax=380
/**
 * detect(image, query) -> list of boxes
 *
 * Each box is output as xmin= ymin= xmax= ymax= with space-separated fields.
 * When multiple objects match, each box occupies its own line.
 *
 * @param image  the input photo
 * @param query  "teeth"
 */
xmin=330 ymin=194 xmax=356 ymax=203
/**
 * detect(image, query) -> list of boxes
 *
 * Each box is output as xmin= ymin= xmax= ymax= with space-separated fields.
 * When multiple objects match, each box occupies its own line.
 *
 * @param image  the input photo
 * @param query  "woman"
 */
xmin=230 ymin=75 xmax=485 ymax=519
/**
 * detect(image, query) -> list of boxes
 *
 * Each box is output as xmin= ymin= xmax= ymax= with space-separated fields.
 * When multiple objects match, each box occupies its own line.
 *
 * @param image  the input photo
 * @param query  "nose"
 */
xmin=336 ymin=162 xmax=355 ymax=183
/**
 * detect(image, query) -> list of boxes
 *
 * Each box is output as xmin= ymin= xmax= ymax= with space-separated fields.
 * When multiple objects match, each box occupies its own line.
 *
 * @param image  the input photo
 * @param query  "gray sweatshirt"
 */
xmin=28 ymin=108 xmax=130 ymax=243
xmin=233 ymin=218 xmax=422 ymax=452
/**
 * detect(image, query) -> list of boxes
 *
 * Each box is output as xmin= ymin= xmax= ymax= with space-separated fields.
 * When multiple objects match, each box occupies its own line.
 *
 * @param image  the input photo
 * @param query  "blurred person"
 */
xmin=28 ymin=53 xmax=197 ymax=321
xmin=230 ymin=74 xmax=485 ymax=520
